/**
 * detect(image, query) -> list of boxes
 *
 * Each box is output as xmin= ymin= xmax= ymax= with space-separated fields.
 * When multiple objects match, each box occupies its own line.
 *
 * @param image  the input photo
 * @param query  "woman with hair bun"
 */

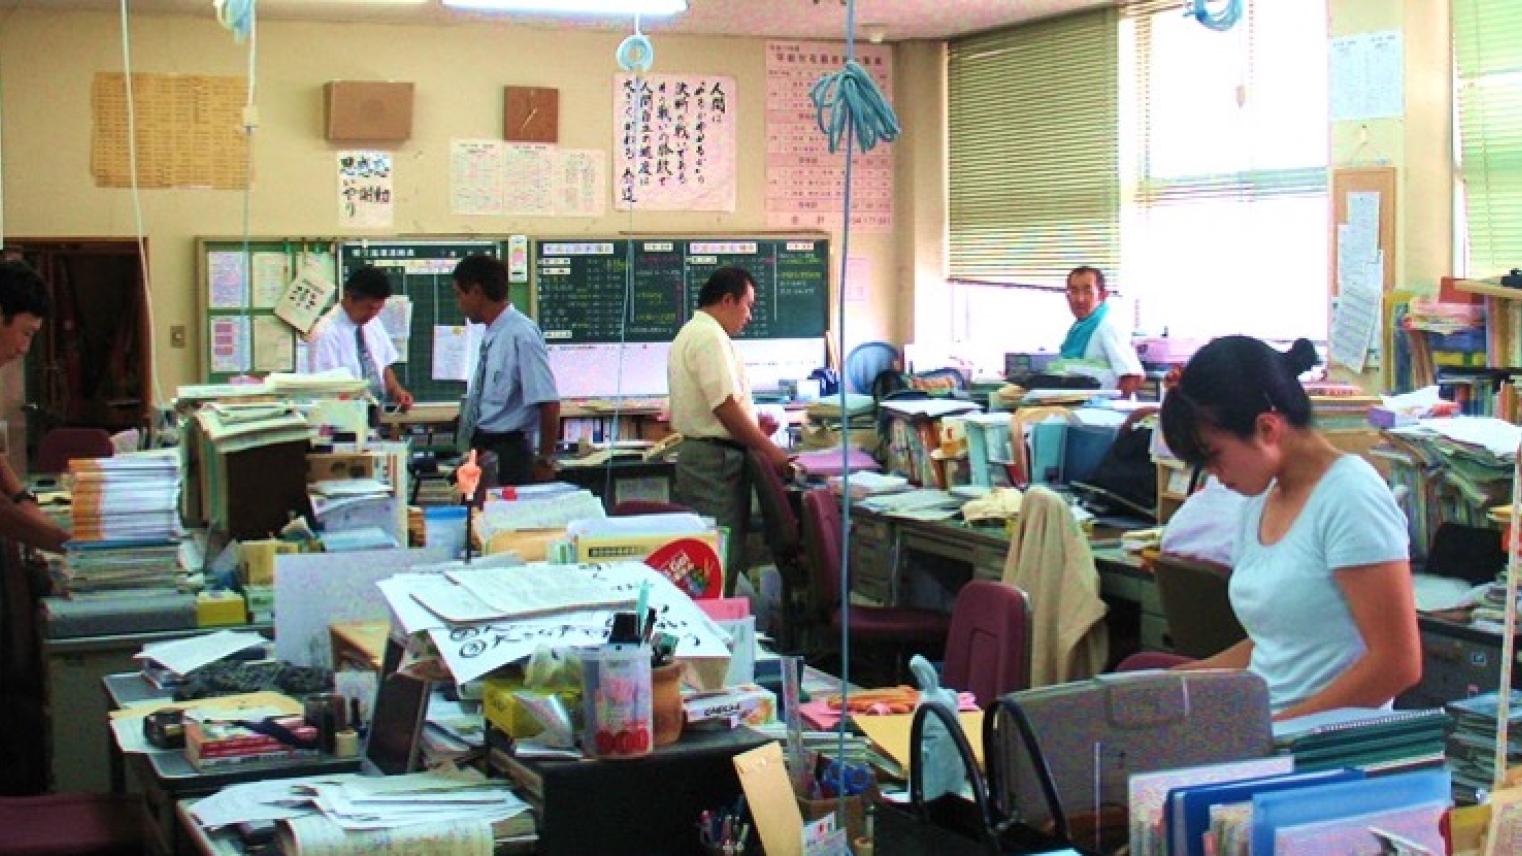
xmin=1160 ymin=336 xmax=1419 ymax=719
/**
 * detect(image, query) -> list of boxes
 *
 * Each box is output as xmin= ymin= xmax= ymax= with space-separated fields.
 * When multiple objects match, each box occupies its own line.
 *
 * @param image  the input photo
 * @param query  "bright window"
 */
xmin=1453 ymin=0 xmax=1522 ymax=279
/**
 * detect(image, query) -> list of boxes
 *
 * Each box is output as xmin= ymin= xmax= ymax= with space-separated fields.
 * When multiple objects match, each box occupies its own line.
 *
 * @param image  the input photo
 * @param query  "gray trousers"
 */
xmin=674 ymin=439 xmax=752 ymax=595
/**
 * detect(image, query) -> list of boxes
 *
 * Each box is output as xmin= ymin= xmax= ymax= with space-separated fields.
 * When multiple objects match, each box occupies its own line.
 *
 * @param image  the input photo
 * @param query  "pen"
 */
xmin=635 ymin=581 xmax=650 ymax=638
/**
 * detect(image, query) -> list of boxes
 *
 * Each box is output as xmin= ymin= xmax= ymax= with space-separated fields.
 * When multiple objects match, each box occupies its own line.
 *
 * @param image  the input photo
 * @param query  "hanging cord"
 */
xmin=117 ymin=0 xmax=170 ymax=430
xmin=603 ymin=13 xmax=652 ymax=498
xmin=1188 ymin=0 xmax=1242 ymax=32
xmin=810 ymin=54 xmax=899 ymax=154
xmin=812 ymin=0 xmax=901 ymax=811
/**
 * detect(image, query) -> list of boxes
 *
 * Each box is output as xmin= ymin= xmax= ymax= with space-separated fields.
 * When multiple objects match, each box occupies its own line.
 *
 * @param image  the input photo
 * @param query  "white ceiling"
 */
xmin=12 ymin=0 xmax=1114 ymax=41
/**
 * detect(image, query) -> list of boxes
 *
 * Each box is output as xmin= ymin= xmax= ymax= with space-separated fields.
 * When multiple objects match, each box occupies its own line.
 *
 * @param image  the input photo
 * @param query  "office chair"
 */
xmin=0 ymin=793 xmax=146 ymax=855
xmin=1153 ymin=553 xmax=1246 ymax=659
xmin=844 ymin=341 xmax=901 ymax=394
xmin=749 ymin=451 xmax=809 ymax=652
xmin=800 ymin=488 xmax=949 ymax=681
xmin=941 ymin=580 xmax=1032 ymax=707
xmin=33 ymin=427 xmax=113 ymax=475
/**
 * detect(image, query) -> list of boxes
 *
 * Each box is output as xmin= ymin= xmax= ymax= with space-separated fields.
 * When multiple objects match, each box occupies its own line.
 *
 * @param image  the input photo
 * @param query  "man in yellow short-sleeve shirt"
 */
xmin=668 ymin=267 xmax=790 ymax=594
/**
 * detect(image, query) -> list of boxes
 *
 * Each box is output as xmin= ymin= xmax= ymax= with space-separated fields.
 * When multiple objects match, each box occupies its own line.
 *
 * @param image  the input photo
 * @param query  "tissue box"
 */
xmin=682 ymin=684 xmax=776 ymax=728
xmin=196 ymin=590 xmax=247 ymax=627
xmin=483 ymin=675 xmax=581 ymax=739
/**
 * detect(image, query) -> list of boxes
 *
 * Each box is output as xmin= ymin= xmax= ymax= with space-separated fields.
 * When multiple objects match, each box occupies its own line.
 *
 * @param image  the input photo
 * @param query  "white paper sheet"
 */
xmin=1329 ymin=30 xmax=1404 ymax=121
xmin=449 ymin=139 xmax=505 ymax=216
xmin=208 ymin=251 xmax=249 ymax=309
xmin=136 ymin=629 xmax=267 ymax=675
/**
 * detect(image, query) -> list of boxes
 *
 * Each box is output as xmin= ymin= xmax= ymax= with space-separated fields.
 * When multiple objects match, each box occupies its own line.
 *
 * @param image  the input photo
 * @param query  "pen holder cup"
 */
xmin=580 ymin=643 xmax=653 ymax=759
xmin=651 ymin=661 xmax=685 ymax=747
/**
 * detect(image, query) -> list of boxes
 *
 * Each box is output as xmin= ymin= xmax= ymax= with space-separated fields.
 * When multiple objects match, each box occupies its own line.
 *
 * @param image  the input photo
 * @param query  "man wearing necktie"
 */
xmin=307 ymin=265 xmax=414 ymax=411
xmin=452 ymin=254 xmax=561 ymax=485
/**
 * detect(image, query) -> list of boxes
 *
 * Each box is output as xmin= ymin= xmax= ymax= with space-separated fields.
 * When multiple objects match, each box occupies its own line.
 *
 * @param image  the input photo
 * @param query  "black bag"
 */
xmin=1010 ymin=372 xmax=1101 ymax=390
xmin=1071 ymin=422 xmax=1157 ymax=518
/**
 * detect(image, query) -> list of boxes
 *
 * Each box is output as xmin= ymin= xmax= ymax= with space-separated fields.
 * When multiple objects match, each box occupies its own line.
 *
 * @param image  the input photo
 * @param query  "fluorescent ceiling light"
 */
xmin=442 ymin=0 xmax=687 ymax=14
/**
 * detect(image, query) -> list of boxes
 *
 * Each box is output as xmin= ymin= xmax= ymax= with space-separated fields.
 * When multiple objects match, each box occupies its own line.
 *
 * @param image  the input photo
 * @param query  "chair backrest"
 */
xmin=34 ymin=427 xmax=114 ymax=474
xmin=942 ymin=580 xmax=1032 ymax=707
xmin=845 ymin=340 xmax=901 ymax=394
xmin=748 ymin=451 xmax=803 ymax=588
xmin=1153 ymin=553 xmax=1246 ymax=659
xmin=610 ymin=500 xmax=693 ymax=517
xmin=1113 ymin=650 xmax=1194 ymax=672
xmin=799 ymin=488 xmax=843 ymax=613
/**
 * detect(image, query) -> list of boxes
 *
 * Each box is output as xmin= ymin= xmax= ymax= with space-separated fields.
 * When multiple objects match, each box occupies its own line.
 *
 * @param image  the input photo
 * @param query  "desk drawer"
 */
xmin=1404 ymin=631 xmax=1501 ymax=708
xmin=902 ymin=529 xmax=976 ymax=564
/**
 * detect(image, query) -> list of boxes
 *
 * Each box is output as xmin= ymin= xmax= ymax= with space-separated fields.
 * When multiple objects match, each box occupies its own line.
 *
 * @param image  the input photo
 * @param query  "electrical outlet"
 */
xmin=170 ymin=325 xmax=187 ymax=349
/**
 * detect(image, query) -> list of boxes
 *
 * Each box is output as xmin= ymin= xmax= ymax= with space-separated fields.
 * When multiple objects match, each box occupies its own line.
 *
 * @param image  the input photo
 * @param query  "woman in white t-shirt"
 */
xmin=1159 ymin=336 xmax=1419 ymax=718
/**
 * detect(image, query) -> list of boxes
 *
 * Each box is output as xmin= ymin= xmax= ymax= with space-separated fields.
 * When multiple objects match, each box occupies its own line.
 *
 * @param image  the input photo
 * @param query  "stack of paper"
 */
xmin=376 ymin=560 xmax=732 ymax=685
xmin=194 ymin=402 xmax=312 ymax=453
xmin=1444 ymin=691 xmax=1522 ymax=803
xmin=54 ymin=540 xmax=185 ymax=594
xmin=265 ymin=369 xmax=370 ymax=396
xmin=188 ymin=768 xmax=533 ymax=855
xmin=68 ymin=449 xmax=182 ymax=542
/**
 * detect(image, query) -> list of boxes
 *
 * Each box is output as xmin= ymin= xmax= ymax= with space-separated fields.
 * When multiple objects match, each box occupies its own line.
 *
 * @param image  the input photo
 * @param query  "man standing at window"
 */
xmin=668 ymin=267 xmax=790 ymax=595
xmin=308 ymin=265 xmax=414 ymax=411
xmin=1059 ymin=265 xmax=1144 ymax=395
xmin=452 ymin=254 xmax=560 ymax=486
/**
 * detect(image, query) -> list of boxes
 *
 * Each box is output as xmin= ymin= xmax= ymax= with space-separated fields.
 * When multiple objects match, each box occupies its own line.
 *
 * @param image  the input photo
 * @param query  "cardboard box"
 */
xmin=307 ymin=453 xmax=376 ymax=483
xmin=681 ymin=684 xmax=775 ymax=728
xmin=324 ymin=81 xmax=413 ymax=143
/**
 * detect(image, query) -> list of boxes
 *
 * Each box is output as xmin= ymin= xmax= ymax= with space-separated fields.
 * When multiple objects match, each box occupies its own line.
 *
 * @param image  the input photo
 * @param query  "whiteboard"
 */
xmin=547 ymin=338 xmax=825 ymax=399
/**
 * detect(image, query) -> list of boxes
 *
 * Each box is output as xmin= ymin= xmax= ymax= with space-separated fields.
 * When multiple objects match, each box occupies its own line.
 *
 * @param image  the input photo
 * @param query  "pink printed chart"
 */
xmin=766 ymin=41 xmax=895 ymax=233
xmin=614 ymin=73 xmax=737 ymax=212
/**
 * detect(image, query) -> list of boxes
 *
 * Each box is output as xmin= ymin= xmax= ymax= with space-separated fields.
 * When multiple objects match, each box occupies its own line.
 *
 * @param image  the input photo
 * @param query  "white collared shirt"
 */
xmin=307 ymin=307 xmax=399 ymax=391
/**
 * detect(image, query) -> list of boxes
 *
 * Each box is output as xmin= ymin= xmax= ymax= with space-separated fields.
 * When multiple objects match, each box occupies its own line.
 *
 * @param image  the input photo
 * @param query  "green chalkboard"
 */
xmin=533 ymin=236 xmax=829 ymax=344
xmin=338 ymin=240 xmax=532 ymax=405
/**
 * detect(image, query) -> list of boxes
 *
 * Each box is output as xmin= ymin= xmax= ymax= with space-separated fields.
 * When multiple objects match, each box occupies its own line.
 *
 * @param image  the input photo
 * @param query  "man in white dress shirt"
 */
xmin=1058 ymin=265 xmax=1144 ymax=395
xmin=308 ymin=265 xmax=413 ymax=410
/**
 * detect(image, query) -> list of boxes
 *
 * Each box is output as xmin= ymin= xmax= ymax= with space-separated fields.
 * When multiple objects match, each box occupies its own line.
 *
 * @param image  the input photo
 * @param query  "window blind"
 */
xmin=1454 ymin=0 xmax=1522 ymax=278
xmin=948 ymin=9 xmax=1119 ymax=287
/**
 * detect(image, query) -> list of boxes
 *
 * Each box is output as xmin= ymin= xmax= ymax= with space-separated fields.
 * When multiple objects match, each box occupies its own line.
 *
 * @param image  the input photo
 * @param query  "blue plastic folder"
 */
xmin=1249 ymin=768 xmax=1450 ymax=856
xmin=1166 ymin=768 xmax=1364 ymax=856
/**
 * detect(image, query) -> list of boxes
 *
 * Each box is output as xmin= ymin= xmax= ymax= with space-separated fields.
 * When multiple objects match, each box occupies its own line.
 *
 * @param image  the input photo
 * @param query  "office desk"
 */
xmin=104 ymin=673 xmax=361 ymax=856
xmin=847 ymin=509 xmax=1168 ymax=656
xmin=44 ymin=623 xmax=272 ymax=793
xmin=176 ymin=799 xmax=538 ymax=856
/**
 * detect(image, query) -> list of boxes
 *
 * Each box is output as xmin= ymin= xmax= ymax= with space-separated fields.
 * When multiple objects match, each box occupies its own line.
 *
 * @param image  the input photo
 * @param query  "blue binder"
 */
xmin=1249 ymin=768 xmax=1450 ymax=856
xmin=1166 ymin=768 xmax=1364 ymax=856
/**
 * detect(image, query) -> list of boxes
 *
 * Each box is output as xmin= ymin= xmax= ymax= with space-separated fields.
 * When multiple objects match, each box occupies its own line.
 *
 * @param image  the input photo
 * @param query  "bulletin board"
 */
xmin=196 ymin=238 xmax=339 ymax=383
xmin=1328 ymin=167 xmax=1398 ymax=377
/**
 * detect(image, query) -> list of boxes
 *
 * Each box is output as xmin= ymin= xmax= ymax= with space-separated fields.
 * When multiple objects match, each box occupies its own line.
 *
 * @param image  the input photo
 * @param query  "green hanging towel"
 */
xmin=1059 ymin=301 xmax=1109 ymax=359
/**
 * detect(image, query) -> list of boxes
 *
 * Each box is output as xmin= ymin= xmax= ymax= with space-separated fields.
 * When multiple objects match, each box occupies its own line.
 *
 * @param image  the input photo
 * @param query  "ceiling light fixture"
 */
xmin=441 ymin=0 xmax=687 ymax=15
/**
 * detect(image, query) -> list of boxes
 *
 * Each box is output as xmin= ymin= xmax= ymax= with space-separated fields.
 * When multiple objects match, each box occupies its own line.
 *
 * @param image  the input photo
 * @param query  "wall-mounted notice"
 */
xmin=337 ymin=150 xmax=394 ymax=229
xmin=766 ymin=41 xmax=895 ymax=233
xmin=614 ymin=73 xmax=737 ymax=212
xmin=450 ymin=139 xmax=506 ymax=215
xmin=1329 ymin=30 xmax=1403 ymax=121
xmin=209 ymin=316 xmax=251 ymax=374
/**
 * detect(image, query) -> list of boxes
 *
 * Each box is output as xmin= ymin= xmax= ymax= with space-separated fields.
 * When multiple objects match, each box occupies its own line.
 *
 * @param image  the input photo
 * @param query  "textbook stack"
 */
xmin=1272 ymin=707 xmax=1448 ymax=774
xmin=184 ymin=713 xmax=320 ymax=770
xmin=1444 ymin=690 xmax=1522 ymax=804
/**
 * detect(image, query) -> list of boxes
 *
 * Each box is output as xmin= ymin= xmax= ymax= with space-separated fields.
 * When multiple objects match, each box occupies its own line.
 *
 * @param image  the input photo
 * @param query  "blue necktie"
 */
xmin=355 ymin=325 xmax=385 ymax=401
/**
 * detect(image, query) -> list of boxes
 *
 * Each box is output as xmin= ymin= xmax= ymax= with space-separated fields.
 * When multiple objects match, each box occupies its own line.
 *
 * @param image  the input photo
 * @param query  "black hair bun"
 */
xmin=1283 ymin=338 xmax=1320 ymax=375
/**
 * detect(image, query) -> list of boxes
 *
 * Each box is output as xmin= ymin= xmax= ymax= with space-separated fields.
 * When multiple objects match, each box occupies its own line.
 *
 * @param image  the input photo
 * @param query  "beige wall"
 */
xmin=0 ymin=9 xmax=907 ymax=400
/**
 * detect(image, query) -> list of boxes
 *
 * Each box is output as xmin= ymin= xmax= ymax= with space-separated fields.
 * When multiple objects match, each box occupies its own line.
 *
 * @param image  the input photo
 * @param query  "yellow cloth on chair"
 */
xmin=1002 ymin=486 xmax=1108 ymax=686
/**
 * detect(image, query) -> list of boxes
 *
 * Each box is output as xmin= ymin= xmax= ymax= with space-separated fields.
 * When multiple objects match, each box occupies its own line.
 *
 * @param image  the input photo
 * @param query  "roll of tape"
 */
xmin=334 ymin=728 xmax=359 ymax=758
xmin=617 ymin=34 xmax=654 ymax=73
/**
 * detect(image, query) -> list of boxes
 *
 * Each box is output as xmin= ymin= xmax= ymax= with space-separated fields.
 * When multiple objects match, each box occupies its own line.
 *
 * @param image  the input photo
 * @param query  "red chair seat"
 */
xmin=835 ymin=605 xmax=950 ymax=640
xmin=0 ymin=793 xmax=145 ymax=856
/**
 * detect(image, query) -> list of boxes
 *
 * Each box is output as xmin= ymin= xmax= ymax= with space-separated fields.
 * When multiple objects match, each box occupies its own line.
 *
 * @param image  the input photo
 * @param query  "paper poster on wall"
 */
xmin=378 ymin=296 xmax=413 ymax=363
xmin=207 ymin=251 xmax=248 ymax=309
xmin=1329 ymin=30 xmax=1403 ymax=121
xmin=209 ymin=316 xmax=251 ymax=374
xmin=557 ymin=149 xmax=606 ymax=217
xmin=250 ymin=252 xmax=290 ymax=308
xmin=432 ymin=324 xmax=472 ymax=382
xmin=336 ymin=150 xmax=393 ymax=229
xmin=251 ymin=315 xmax=295 ymax=372
xmin=449 ymin=139 xmax=506 ymax=216
xmin=613 ymin=73 xmax=737 ymax=212
xmin=503 ymin=143 xmax=557 ymax=216
xmin=844 ymin=255 xmax=871 ymax=302
xmin=766 ymin=41 xmax=894 ymax=232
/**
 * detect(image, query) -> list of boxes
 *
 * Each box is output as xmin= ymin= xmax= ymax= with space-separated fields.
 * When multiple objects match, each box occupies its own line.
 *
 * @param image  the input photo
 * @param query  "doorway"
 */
xmin=3 ymin=240 xmax=152 ymax=461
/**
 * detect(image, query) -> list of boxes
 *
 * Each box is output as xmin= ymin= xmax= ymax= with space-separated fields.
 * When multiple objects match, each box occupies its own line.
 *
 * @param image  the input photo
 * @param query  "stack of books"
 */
xmin=184 ymin=711 xmax=319 ymax=770
xmin=1272 ymin=707 xmax=1449 ymax=773
xmin=1444 ymin=690 xmax=1522 ymax=804
xmin=53 ymin=539 xmax=185 ymax=595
